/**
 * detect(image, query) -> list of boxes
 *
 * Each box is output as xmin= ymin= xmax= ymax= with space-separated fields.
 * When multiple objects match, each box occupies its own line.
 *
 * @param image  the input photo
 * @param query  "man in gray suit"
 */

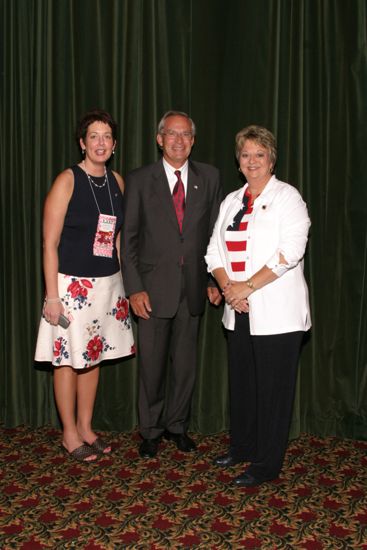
xmin=121 ymin=111 xmax=222 ymax=458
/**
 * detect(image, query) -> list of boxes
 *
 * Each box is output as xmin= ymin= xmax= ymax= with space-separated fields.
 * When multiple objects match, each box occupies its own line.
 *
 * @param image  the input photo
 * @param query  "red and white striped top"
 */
xmin=225 ymin=188 xmax=254 ymax=280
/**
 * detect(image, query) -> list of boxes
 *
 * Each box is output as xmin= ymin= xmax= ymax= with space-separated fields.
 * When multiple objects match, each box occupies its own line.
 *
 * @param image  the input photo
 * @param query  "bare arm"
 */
xmin=112 ymin=170 xmax=125 ymax=194
xmin=42 ymin=169 xmax=74 ymax=324
xmin=212 ymin=267 xmax=231 ymax=291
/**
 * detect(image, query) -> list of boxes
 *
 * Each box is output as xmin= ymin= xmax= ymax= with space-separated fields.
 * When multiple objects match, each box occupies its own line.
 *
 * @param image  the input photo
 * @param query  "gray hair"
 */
xmin=157 ymin=110 xmax=196 ymax=136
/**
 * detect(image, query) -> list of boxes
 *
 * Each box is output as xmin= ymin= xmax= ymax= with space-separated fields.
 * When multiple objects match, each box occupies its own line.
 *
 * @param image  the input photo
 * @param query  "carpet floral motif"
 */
xmin=0 ymin=427 xmax=366 ymax=549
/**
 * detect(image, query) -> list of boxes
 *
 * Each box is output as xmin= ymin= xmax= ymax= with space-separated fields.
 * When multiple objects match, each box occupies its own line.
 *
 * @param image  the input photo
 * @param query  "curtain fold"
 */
xmin=1 ymin=0 xmax=366 ymax=439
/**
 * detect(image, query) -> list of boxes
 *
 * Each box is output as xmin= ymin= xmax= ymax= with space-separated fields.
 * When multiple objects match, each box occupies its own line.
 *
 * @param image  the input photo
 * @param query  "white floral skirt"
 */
xmin=34 ymin=271 xmax=135 ymax=369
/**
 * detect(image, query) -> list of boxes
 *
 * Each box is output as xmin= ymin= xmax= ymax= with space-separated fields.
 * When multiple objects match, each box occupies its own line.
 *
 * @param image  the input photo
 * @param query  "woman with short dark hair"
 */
xmin=35 ymin=110 xmax=134 ymax=462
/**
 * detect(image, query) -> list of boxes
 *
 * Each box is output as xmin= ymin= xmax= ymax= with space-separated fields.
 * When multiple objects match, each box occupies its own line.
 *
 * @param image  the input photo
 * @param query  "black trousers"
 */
xmin=227 ymin=312 xmax=304 ymax=481
xmin=137 ymin=293 xmax=200 ymax=440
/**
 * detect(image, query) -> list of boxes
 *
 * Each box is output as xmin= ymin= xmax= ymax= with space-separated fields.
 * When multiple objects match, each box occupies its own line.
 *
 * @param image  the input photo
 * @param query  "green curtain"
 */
xmin=1 ymin=0 xmax=366 ymax=439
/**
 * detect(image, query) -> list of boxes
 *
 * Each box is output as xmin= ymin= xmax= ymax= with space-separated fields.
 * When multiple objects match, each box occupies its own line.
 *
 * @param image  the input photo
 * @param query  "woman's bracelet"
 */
xmin=46 ymin=297 xmax=61 ymax=304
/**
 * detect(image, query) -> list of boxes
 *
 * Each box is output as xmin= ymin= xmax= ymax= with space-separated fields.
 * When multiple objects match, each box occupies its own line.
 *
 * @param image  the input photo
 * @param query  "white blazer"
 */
xmin=205 ymin=175 xmax=312 ymax=335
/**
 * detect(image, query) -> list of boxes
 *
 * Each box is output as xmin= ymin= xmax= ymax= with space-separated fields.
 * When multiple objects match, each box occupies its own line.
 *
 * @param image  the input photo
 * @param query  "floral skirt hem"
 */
xmin=34 ymin=271 xmax=135 ymax=369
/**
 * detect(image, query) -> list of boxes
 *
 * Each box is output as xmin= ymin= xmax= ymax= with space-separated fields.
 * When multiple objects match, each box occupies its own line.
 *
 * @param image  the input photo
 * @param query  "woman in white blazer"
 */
xmin=205 ymin=125 xmax=311 ymax=487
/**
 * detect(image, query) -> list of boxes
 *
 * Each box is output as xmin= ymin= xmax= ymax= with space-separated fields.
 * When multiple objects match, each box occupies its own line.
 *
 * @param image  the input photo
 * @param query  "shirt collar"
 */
xmin=163 ymin=158 xmax=188 ymax=176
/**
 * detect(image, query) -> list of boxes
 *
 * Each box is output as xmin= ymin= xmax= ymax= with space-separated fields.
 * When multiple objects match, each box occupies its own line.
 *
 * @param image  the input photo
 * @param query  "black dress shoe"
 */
xmin=139 ymin=438 xmax=159 ymax=458
xmin=233 ymin=471 xmax=275 ymax=487
xmin=233 ymin=472 xmax=260 ymax=487
xmin=164 ymin=431 xmax=196 ymax=452
xmin=213 ymin=454 xmax=243 ymax=467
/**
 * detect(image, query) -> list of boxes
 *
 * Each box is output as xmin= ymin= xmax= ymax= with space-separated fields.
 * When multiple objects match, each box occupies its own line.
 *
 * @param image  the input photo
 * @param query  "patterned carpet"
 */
xmin=0 ymin=426 xmax=366 ymax=549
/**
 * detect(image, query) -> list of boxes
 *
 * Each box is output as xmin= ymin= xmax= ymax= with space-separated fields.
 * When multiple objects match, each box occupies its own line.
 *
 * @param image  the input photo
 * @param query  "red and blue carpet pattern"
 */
xmin=0 ymin=426 xmax=366 ymax=548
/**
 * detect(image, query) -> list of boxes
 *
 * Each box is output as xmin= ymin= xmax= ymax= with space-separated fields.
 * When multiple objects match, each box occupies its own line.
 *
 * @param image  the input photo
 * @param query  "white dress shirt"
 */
xmin=163 ymin=158 xmax=188 ymax=196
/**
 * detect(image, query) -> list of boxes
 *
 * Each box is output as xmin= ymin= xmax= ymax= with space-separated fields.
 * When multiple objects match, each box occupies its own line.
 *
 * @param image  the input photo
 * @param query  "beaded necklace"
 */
xmin=82 ymin=161 xmax=107 ymax=189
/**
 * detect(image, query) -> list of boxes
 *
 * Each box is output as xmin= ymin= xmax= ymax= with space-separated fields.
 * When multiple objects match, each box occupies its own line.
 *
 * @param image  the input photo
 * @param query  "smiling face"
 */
xmin=156 ymin=115 xmax=195 ymax=168
xmin=80 ymin=121 xmax=116 ymax=167
xmin=239 ymin=139 xmax=273 ymax=190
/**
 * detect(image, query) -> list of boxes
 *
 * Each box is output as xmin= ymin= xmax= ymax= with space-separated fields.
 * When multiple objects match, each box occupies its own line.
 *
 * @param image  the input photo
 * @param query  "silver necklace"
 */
xmin=87 ymin=170 xmax=115 ymax=217
xmin=83 ymin=162 xmax=107 ymax=188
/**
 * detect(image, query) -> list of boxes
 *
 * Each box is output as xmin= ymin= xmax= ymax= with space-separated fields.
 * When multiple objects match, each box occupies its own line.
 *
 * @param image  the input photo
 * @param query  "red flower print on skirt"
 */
xmin=86 ymin=336 xmax=103 ymax=361
xmin=52 ymin=337 xmax=69 ymax=365
xmin=64 ymin=277 xmax=95 ymax=311
xmin=108 ymin=296 xmax=132 ymax=330
xmin=82 ymin=327 xmax=116 ymax=367
xmin=35 ymin=272 xmax=134 ymax=369
xmin=116 ymin=298 xmax=129 ymax=320
xmin=81 ymin=279 xmax=93 ymax=288
xmin=67 ymin=280 xmax=88 ymax=298
xmin=53 ymin=339 xmax=62 ymax=357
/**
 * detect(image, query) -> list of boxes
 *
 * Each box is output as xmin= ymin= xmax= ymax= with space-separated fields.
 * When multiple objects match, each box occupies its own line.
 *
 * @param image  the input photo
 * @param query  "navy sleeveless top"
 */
xmin=58 ymin=165 xmax=123 ymax=277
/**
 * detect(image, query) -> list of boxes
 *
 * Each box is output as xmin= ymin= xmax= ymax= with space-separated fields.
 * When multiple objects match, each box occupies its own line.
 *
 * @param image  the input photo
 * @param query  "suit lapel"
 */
xmin=152 ymin=159 xmax=202 ymax=233
xmin=182 ymin=161 xmax=201 ymax=231
xmin=152 ymin=160 xmax=179 ymax=228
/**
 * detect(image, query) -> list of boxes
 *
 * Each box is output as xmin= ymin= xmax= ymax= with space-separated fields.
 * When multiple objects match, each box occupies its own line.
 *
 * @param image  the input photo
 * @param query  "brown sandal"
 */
xmin=88 ymin=437 xmax=112 ymax=455
xmin=63 ymin=443 xmax=98 ymax=463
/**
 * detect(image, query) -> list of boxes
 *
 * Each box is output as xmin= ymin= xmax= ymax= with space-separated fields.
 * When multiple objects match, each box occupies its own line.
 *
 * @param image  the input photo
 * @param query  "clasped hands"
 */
xmin=222 ymin=281 xmax=251 ymax=313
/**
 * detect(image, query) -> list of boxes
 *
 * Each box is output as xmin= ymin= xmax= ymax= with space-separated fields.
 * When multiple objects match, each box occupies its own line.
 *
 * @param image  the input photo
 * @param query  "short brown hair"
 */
xmin=76 ymin=109 xmax=118 ymax=142
xmin=235 ymin=125 xmax=277 ymax=166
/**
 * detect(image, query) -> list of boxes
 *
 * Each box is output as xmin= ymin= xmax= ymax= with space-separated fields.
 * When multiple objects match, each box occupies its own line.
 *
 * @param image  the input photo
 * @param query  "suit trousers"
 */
xmin=137 ymin=284 xmax=200 ymax=440
xmin=227 ymin=312 xmax=304 ymax=481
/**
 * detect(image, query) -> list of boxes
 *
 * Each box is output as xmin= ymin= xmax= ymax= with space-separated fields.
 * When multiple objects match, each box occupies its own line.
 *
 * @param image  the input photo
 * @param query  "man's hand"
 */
xmin=207 ymin=286 xmax=222 ymax=306
xmin=129 ymin=291 xmax=152 ymax=319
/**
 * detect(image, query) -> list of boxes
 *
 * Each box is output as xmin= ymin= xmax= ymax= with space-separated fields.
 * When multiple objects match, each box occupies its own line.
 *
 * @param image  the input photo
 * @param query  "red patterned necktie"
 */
xmin=172 ymin=170 xmax=185 ymax=232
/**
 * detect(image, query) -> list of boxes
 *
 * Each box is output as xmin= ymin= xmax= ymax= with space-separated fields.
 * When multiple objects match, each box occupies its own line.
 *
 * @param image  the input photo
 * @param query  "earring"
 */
xmin=112 ymin=150 xmax=115 ymax=155
xmin=82 ymin=149 xmax=86 ymax=156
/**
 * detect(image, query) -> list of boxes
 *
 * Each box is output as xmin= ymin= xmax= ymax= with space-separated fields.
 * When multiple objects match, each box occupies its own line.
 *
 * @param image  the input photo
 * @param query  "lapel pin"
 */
xmin=194 ymin=185 xmax=198 ymax=189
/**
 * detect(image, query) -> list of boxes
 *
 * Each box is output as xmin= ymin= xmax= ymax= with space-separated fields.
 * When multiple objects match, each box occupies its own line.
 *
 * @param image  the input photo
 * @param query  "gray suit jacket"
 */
xmin=121 ymin=158 xmax=222 ymax=317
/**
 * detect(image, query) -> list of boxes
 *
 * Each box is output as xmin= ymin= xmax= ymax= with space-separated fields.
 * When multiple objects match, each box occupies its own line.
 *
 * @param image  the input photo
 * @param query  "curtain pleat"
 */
xmin=1 ymin=0 xmax=367 ymax=439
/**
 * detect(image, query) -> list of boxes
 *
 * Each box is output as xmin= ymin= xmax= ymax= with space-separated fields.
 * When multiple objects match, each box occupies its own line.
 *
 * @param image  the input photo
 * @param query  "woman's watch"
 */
xmin=245 ymin=279 xmax=255 ymax=290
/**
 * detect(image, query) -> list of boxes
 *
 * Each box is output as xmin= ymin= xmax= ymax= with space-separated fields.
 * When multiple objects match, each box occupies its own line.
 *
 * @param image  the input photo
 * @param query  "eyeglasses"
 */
xmin=161 ymin=130 xmax=193 ymax=140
